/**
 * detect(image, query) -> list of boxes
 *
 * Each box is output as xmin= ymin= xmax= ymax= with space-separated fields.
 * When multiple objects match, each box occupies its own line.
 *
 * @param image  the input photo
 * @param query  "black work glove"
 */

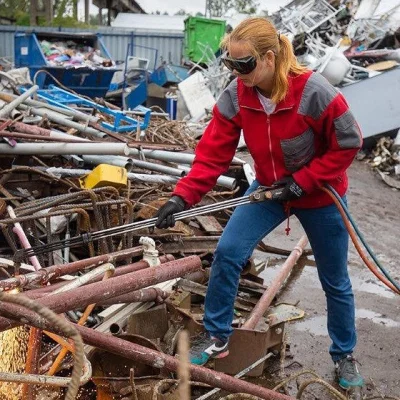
xmin=155 ymin=196 xmax=186 ymax=229
xmin=271 ymin=176 xmax=305 ymax=202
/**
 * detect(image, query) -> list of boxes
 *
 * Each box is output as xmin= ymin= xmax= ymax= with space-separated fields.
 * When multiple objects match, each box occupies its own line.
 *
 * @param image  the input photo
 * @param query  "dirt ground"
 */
xmin=246 ymin=159 xmax=400 ymax=399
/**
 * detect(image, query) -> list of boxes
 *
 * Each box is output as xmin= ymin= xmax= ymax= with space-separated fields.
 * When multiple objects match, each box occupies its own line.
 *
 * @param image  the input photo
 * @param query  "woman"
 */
xmin=155 ymin=17 xmax=364 ymax=390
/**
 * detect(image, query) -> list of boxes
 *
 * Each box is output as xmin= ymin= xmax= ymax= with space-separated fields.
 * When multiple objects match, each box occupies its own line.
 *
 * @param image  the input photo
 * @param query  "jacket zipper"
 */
xmin=267 ymin=114 xmax=278 ymax=182
xmin=240 ymin=103 xmax=294 ymax=183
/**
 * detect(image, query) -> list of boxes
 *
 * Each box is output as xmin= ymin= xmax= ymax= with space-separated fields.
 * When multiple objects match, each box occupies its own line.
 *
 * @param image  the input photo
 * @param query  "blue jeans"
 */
xmin=204 ymin=180 xmax=356 ymax=362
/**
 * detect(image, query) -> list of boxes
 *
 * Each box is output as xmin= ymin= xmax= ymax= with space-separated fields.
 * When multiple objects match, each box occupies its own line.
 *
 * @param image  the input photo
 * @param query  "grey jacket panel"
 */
xmin=298 ymin=73 xmax=338 ymax=120
xmin=216 ymin=78 xmax=239 ymax=119
xmin=334 ymin=109 xmax=362 ymax=149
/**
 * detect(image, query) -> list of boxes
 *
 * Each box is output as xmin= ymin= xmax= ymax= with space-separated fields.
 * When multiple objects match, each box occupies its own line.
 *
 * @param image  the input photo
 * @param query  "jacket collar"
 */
xmin=238 ymin=74 xmax=298 ymax=113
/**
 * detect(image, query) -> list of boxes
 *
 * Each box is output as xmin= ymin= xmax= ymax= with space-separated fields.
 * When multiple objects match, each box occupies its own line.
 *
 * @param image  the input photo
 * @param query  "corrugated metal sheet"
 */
xmin=0 ymin=24 xmax=184 ymax=67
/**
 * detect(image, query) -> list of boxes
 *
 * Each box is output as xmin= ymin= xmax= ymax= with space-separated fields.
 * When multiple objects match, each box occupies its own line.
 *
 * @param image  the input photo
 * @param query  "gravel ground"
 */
xmin=244 ymin=158 xmax=400 ymax=399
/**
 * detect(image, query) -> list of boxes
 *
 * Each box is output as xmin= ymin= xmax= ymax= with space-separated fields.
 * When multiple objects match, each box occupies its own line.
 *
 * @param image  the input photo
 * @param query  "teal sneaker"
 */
xmin=189 ymin=332 xmax=229 ymax=366
xmin=335 ymin=355 xmax=364 ymax=389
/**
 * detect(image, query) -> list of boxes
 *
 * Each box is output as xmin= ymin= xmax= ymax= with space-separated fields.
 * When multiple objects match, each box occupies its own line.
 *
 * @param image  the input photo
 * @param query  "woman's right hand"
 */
xmin=155 ymin=196 xmax=186 ymax=229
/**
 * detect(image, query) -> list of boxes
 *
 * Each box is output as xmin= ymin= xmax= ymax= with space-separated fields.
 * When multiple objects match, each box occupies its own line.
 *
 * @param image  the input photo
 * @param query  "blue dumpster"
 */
xmin=14 ymin=31 xmax=118 ymax=98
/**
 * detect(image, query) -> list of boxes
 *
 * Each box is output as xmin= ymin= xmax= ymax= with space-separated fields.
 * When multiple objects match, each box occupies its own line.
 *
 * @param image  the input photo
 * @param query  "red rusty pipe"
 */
xmin=26 ymin=255 xmax=175 ymax=295
xmin=4 ymin=120 xmax=52 ymax=136
xmin=0 ymin=256 xmax=202 ymax=332
xmin=98 ymin=287 xmax=169 ymax=306
xmin=244 ymin=235 xmax=309 ymax=330
xmin=27 ymin=287 xmax=169 ymax=306
xmin=0 ymin=308 xmax=293 ymax=400
xmin=0 ymin=246 xmax=144 ymax=291
xmin=22 ymin=327 xmax=42 ymax=399
xmin=76 ymin=324 xmax=293 ymax=400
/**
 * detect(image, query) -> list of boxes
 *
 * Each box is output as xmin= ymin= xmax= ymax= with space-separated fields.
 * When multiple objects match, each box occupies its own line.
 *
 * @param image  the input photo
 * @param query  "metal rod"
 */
xmin=244 ymin=235 xmax=309 ymax=330
xmin=0 ymin=92 xmax=99 ymax=124
xmin=129 ymin=158 xmax=186 ymax=177
xmin=178 ymin=164 xmax=236 ymax=189
xmin=82 ymin=155 xmax=133 ymax=172
xmin=18 ymin=196 xmax=251 ymax=258
xmin=0 ymin=142 xmax=129 ymax=155
xmin=0 ymin=85 xmax=39 ymax=118
xmin=47 ymin=266 xmax=114 ymax=376
xmin=196 ymin=352 xmax=274 ymax=400
xmin=22 ymin=327 xmax=42 ymax=399
xmin=17 ymin=103 xmax=107 ymax=139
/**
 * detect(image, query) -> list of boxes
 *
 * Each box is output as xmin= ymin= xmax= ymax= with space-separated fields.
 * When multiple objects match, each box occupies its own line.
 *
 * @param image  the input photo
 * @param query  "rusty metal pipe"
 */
xmin=244 ymin=235 xmax=309 ymax=330
xmin=76 ymin=325 xmax=293 ymax=400
xmin=99 ymin=287 xmax=169 ymax=306
xmin=47 ymin=267 xmax=115 ymax=377
xmin=27 ymin=255 xmax=174 ymax=296
xmin=0 ymin=256 xmax=202 ymax=331
xmin=0 ymin=246 xmax=143 ymax=291
xmin=22 ymin=327 xmax=42 ymax=399
xmin=0 ymin=305 xmax=293 ymax=400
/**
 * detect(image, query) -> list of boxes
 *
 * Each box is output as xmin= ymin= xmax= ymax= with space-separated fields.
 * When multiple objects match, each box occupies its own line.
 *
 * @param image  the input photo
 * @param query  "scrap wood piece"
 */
xmin=195 ymin=215 xmax=223 ymax=235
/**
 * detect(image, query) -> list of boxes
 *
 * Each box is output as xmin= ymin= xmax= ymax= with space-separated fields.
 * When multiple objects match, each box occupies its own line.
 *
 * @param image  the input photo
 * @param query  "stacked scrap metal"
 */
xmin=0 ymin=78 xmax=307 ymax=400
xmin=271 ymin=0 xmax=400 ymax=87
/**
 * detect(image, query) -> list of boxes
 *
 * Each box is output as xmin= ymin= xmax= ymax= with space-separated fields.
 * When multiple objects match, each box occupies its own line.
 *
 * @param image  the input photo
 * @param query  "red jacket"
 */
xmin=173 ymin=71 xmax=362 ymax=208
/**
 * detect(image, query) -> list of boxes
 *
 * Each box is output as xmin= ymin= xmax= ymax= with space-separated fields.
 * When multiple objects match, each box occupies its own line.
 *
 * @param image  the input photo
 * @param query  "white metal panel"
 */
xmin=340 ymin=67 xmax=400 ymax=139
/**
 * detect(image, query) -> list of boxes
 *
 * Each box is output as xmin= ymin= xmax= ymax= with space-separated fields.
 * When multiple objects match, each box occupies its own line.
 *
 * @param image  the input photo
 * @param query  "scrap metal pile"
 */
xmin=271 ymin=0 xmax=400 ymax=87
xmin=0 ymin=80 xmax=311 ymax=400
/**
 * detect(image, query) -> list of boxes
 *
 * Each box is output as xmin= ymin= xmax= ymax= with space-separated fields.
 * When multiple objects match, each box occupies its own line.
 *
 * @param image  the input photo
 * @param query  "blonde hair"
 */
xmin=221 ymin=17 xmax=307 ymax=103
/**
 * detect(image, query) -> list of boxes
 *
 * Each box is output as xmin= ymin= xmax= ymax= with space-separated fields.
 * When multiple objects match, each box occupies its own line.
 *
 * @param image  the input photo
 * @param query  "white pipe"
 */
xmin=7 ymin=206 xmax=42 ymax=271
xmin=0 ymin=142 xmax=131 ymax=155
xmin=16 ymin=103 xmax=107 ymax=139
xmin=0 ymin=85 xmax=38 ymax=118
xmin=82 ymin=155 xmax=133 ymax=172
xmin=178 ymin=165 xmax=236 ymax=190
xmin=4 ymin=92 xmax=99 ymax=124
xmin=35 ymin=167 xmax=180 ymax=185
xmin=51 ymin=263 xmax=115 ymax=295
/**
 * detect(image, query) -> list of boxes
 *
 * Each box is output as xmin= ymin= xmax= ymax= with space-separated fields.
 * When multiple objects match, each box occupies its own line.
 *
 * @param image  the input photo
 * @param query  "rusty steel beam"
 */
xmin=244 ymin=235 xmax=309 ymax=330
xmin=0 ymin=246 xmax=144 ymax=291
xmin=0 ymin=256 xmax=202 ymax=332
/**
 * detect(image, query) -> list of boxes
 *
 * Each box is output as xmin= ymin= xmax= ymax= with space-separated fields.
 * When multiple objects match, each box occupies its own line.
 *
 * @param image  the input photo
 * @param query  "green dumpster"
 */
xmin=184 ymin=16 xmax=227 ymax=63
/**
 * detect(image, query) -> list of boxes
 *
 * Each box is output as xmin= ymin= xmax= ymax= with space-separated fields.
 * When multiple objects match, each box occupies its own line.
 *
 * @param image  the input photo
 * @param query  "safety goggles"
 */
xmin=221 ymin=52 xmax=257 ymax=75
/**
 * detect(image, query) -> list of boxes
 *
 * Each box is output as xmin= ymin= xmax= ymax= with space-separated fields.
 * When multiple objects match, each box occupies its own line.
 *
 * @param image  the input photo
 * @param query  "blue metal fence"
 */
xmin=0 ymin=25 xmax=184 ymax=68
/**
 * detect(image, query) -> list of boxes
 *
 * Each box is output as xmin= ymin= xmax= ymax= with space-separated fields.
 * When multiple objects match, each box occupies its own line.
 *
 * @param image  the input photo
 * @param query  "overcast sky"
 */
xmin=78 ymin=0 xmax=291 ymax=18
